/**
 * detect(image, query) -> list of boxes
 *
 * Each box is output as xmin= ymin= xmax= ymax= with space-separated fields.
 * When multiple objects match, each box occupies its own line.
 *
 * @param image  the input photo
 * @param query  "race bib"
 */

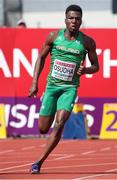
xmin=52 ymin=59 xmax=76 ymax=81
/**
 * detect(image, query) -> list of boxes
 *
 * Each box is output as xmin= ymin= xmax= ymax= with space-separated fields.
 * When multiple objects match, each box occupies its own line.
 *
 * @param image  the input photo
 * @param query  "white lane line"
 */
xmin=73 ymin=168 xmax=117 ymax=180
xmin=21 ymin=146 xmax=35 ymax=150
xmin=54 ymin=154 xmax=75 ymax=160
xmin=59 ymin=140 xmax=76 ymax=144
xmin=0 ymin=168 xmax=28 ymax=173
xmin=0 ymin=163 xmax=32 ymax=172
xmin=40 ymin=143 xmax=46 ymax=147
xmin=81 ymin=151 xmax=96 ymax=155
xmin=0 ymin=139 xmax=12 ymax=143
xmin=81 ymin=153 xmax=117 ymax=156
xmin=0 ymin=178 xmax=64 ymax=180
xmin=51 ymin=153 xmax=68 ymax=156
xmin=107 ymin=168 xmax=117 ymax=172
xmin=50 ymin=153 xmax=75 ymax=160
xmin=0 ymin=150 xmax=15 ymax=154
xmin=0 ymin=160 xmax=30 ymax=164
xmin=59 ymin=156 xmax=117 ymax=161
xmin=1 ymin=162 xmax=117 ymax=172
xmin=73 ymin=166 xmax=117 ymax=180
xmin=73 ymin=173 xmax=113 ymax=180
xmin=100 ymin=147 xmax=111 ymax=151
xmin=0 ymin=156 xmax=115 ymax=165
xmin=43 ymin=162 xmax=117 ymax=170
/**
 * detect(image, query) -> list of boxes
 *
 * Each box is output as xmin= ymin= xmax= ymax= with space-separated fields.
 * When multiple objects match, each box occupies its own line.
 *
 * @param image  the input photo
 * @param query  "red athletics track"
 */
xmin=0 ymin=138 xmax=117 ymax=180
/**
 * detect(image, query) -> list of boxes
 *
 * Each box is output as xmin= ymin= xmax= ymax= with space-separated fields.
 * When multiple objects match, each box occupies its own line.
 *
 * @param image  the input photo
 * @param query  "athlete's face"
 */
xmin=65 ymin=11 xmax=82 ymax=33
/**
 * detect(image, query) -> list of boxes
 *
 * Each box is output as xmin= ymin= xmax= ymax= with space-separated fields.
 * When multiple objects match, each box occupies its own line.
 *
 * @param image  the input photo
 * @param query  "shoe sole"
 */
xmin=31 ymin=171 xmax=40 ymax=174
xmin=30 ymin=169 xmax=40 ymax=174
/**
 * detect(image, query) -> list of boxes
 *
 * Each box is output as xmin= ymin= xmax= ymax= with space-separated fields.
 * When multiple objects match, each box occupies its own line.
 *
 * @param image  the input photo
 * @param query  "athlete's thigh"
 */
xmin=54 ymin=110 xmax=71 ymax=132
xmin=39 ymin=87 xmax=58 ymax=116
xmin=39 ymin=115 xmax=55 ymax=132
xmin=56 ymin=109 xmax=71 ymax=123
xmin=57 ymin=87 xmax=77 ymax=112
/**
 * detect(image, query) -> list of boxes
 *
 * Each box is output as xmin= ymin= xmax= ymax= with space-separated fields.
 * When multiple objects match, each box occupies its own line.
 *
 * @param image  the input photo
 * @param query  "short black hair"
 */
xmin=65 ymin=4 xmax=82 ymax=16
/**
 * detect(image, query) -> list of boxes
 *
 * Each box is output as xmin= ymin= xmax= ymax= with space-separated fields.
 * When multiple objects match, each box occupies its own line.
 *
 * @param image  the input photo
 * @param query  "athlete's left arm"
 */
xmin=84 ymin=37 xmax=99 ymax=74
xmin=77 ymin=37 xmax=99 ymax=76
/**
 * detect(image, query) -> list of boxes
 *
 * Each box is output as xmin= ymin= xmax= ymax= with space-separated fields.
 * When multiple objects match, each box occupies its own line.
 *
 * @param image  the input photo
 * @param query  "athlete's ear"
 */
xmin=79 ymin=19 xmax=82 ymax=27
xmin=80 ymin=19 xmax=82 ymax=25
xmin=65 ymin=18 xmax=67 ymax=25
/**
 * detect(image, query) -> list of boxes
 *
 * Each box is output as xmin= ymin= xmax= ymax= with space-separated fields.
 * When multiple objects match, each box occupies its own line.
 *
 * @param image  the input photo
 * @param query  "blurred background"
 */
xmin=0 ymin=0 xmax=117 ymax=140
xmin=0 ymin=0 xmax=117 ymax=28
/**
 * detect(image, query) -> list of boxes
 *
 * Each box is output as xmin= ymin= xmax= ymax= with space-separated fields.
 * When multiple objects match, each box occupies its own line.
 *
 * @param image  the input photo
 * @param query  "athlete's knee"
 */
xmin=39 ymin=127 xmax=49 ymax=134
xmin=54 ymin=120 xmax=65 ymax=131
xmin=51 ymin=121 xmax=64 ymax=139
xmin=39 ymin=124 xmax=49 ymax=134
xmin=55 ymin=112 xmax=69 ymax=129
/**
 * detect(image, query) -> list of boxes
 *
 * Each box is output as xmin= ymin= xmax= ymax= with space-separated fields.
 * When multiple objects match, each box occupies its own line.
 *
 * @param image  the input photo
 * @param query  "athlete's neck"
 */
xmin=64 ymin=29 xmax=79 ymax=40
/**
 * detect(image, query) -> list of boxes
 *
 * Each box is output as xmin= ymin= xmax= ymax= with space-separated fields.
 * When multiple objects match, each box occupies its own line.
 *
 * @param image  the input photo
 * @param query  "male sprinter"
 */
xmin=28 ymin=4 xmax=99 ymax=174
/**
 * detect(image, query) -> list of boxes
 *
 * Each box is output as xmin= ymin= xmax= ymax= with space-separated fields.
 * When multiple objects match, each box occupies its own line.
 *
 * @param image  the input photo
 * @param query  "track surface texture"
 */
xmin=0 ymin=138 xmax=117 ymax=180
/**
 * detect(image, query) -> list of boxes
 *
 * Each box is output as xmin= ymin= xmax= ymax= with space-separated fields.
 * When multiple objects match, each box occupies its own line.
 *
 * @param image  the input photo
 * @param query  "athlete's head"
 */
xmin=65 ymin=5 xmax=82 ymax=17
xmin=65 ymin=5 xmax=82 ymax=33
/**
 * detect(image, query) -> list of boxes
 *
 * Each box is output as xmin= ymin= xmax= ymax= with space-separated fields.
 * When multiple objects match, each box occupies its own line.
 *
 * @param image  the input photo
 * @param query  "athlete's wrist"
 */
xmin=81 ymin=67 xmax=85 ymax=75
xmin=32 ymin=80 xmax=38 ymax=85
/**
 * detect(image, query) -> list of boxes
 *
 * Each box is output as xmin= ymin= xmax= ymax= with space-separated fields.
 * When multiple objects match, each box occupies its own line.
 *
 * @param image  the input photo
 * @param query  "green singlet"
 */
xmin=47 ymin=29 xmax=86 ymax=87
xmin=39 ymin=29 xmax=86 ymax=116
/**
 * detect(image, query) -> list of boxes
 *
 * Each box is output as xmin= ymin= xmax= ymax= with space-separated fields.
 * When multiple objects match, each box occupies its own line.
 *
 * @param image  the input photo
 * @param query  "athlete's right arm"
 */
xmin=28 ymin=31 xmax=57 ymax=97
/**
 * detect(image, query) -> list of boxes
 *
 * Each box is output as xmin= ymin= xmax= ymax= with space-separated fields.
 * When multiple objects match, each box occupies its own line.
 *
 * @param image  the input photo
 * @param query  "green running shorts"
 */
xmin=39 ymin=85 xmax=77 ymax=116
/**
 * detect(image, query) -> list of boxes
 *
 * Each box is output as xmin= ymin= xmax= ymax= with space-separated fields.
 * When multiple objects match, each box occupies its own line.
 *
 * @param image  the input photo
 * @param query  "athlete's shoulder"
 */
xmin=80 ymin=31 xmax=96 ymax=50
xmin=81 ymin=31 xmax=95 ymax=43
xmin=44 ymin=30 xmax=59 ymax=46
xmin=48 ymin=30 xmax=60 ymax=41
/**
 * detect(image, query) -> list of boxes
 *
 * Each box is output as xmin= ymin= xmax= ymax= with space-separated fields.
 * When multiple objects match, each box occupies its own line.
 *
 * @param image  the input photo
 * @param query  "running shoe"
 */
xmin=31 ymin=163 xmax=41 ymax=174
